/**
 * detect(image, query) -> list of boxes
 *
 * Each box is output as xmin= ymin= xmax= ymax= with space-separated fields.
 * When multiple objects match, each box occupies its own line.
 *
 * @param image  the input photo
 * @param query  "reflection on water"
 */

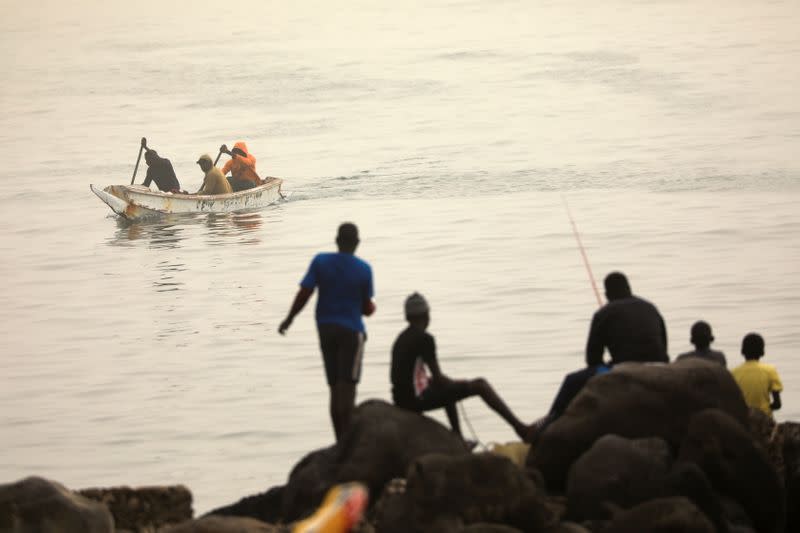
xmin=106 ymin=211 xmax=265 ymax=249
xmin=205 ymin=212 xmax=263 ymax=246
xmin=109 ymin=215 xmax=191 ymax=249
xmin=154 ymin=259 xmax=186 ymax=293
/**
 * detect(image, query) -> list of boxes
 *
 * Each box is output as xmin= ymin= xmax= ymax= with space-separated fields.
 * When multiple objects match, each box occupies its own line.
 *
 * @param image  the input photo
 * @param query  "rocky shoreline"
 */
xmin=2 ymin=359 xmax=797 ymax=533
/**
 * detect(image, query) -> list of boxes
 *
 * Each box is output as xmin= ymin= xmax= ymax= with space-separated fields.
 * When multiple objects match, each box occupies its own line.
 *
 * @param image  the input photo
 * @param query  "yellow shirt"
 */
xmin=731 ymin=360 xmax=783 ymax=416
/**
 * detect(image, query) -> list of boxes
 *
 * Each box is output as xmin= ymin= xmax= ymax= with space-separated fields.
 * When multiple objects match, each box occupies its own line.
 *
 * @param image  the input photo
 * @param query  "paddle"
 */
xmin=130 ymin=137 xmax=146 ymax=185
xmin=214 ymin=144 xmax=229 ymax=166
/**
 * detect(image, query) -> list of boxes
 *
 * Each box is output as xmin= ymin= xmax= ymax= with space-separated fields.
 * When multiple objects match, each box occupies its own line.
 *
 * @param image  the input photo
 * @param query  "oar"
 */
xmin=214 ymin=144 xmax=228 ymax=166
xmin=130 ymin=137 xmax=146 ymax=185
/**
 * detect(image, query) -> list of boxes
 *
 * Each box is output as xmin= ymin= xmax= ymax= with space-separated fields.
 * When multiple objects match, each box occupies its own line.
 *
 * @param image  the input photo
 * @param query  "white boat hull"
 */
xmin=91 ymin=178 xmax=285 ymax=220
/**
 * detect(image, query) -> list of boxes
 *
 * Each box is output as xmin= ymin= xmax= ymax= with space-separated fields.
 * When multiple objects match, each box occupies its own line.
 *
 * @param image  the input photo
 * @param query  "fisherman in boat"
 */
xmin=142 ymin=139 xmax=181 ymax=193
xmin=196 ymin=154 xmax=233 ymax=195
xmin=220 ymin=141 xmax=262 ymax=192
xmin=391 ymin=292 xmax=532 ymax=443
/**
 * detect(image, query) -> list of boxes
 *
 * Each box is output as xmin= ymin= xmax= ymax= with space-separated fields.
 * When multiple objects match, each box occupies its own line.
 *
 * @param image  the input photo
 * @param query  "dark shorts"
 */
xmin=399 ymin=380 xmax=473 ymax=412
xmin=317 ymin=323 xmax=365 ymax=386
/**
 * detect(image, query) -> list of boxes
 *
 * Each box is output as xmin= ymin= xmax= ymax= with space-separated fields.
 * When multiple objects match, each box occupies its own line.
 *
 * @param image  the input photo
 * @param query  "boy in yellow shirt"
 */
xmin=731 ymin=333 xmax=783 ymax=417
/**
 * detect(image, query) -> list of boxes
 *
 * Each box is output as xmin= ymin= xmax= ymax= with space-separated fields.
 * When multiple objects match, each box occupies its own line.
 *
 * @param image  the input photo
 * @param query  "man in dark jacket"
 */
xmin=585 ymin=271 xmax=668 ymax=366
xmin=142 ymin=141 xmax=181 ymax=193
xmin=528 ymin=272 xmax=668 ymax=441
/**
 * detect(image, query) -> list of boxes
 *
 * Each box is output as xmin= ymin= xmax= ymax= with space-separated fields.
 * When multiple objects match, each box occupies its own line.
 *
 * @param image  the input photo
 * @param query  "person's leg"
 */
xmin=443 ymin=402 xmax=462 ymax=437
xmin=524 ymin=366 xmax=602 ymax=443
xmin=466 ymin=378 xmax=531 ymax=440
xmin=317 ymin=325 xmax=340 ymax=440
xmin=331 ymin=381 xmax=357 ymax=441
xmin=547 ymin=366 xmax=597 ymax=418
xmin=329 ymin=327 xmax=365 ymax=442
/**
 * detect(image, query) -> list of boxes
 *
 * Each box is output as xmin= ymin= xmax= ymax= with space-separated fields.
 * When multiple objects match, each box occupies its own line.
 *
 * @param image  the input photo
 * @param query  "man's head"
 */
xmin=144 ymin=150 xmax=158 ymax=166
xmin=604 ymin=271 xmax=632 ymax=301
xmin=741 ymin=333 xmax=765 ymax=360
xmin=404 ymin=292 xmax=430 ymax=329
xmin=196 ymin=154 xmax=213 ymax=173
xmin=336 ymin=222 xmax=359 ymax=254
xmin=231 ymin=147 xmax=247 ymax=158
xmin=690 ymin=321 xmax=714 ymax=348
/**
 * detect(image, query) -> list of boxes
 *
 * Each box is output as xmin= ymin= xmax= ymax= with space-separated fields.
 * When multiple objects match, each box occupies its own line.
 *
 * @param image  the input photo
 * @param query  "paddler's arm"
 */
xmin=279 ymin=287 xmax=314 ymax=335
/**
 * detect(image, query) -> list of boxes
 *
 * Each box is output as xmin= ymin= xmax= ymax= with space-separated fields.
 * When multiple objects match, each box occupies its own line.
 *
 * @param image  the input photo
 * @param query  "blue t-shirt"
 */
xmin=300 ymin=252 xmax=374 ymax=333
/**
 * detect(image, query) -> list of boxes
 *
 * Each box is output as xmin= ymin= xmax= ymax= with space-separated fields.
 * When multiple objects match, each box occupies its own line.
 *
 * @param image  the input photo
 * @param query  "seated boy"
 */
xmin=731 ymin=333 xmax=783 ymax=417
xmin=390 ymin=292 xmax=530 ymax=441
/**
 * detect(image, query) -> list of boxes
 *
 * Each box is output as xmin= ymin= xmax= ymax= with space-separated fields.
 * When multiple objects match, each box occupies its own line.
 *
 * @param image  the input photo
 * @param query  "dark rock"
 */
xmin=601 ymin=496 xmax=715 ymax=533
xmin=565 ymin=434 xmax=672 ymax=521
xmin=662 ymin=462 xmax=729 ymax=533
xmin=529 ymin=359 xmax=748 ymax=491
xmin=0 ymin=476 xmax=113 ymax=533
xmin=205 ymin=485 xmax=284 ymax=524
xmin=280 ymin=445 xmax=340 ymax=522
xmin=717 ymin=496 xmax=754 ymax=533
xmin=158 ymin=515 xmax=286 ymax=532
xmin=748 ymin=407 xmax=785 ymax=480
xmin=401 ymin=452 xmax=556 ymax=532
xmin=78 ymin=484 xmax=192 ymax=531
xmin=280 ymin=399 xmax=468 ymax=522
xmin=460 ymin=524 xmax=523 ymax=533
xmin=678 ymin=409 xmax=784 ymax=533
xmin=780 ymin=422 xmax=800 ymax=533
xmin=546 ymin=523 xmax=590 ymax=533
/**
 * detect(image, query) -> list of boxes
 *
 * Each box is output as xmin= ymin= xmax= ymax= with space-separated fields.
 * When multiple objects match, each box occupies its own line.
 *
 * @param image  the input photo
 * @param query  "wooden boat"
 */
xmin=90 ymin=178 xmax=285 ymax=220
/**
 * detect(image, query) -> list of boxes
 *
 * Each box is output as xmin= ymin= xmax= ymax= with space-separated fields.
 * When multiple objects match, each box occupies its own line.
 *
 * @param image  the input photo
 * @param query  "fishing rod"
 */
xmin=459 ymin=196 xmax=604 ymax=450
xmin=561 ymin=194 xmax=603 ymax=308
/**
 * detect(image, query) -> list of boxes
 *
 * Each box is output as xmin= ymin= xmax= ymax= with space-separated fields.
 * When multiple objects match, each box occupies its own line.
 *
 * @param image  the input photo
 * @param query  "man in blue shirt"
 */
xmin=279 ymin=222 xmax=376 ymax=441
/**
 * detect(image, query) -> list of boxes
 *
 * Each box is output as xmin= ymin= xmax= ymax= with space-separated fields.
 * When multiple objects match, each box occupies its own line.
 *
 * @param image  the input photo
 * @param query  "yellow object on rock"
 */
xmin=489 ymin=441 xmax=531 ymax=468
xmin=292 ymin=482 xmax=369 ymax=533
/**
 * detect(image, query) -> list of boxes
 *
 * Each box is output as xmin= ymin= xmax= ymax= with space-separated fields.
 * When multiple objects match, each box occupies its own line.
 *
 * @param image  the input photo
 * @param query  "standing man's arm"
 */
xmin=659 ymin=313 xmax=669 ymax=361
xmin=362 ymin=266 xmax=376 ymax=316
xmin=586 ymin=314 xmax=605 ymax=367
xmin=279 ymin=287 xmax=314 ymax=334
xmin=280 ymin=258 xmax=318 ymax=335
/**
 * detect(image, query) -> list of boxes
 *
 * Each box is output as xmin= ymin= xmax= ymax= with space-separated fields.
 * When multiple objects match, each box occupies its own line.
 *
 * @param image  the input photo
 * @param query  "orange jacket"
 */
xmin=221 ymin=141 xmax=261 ymax=185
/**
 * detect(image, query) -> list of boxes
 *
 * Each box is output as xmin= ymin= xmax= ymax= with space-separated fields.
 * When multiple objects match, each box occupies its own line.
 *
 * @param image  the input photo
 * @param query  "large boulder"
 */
xmin=205 ymin=486 xmax=284 ymax=524
xmin=601 ymin=497 xmax=715 ymax=533
xmin=565 ymin=434 xmax=672 ymax=521
xmin=211 ymin=400 xmax=468 ymax=523
xmin=529 ymin=359 xmax=748 ymax=490
xmin=780 ymin=422 xmax=800 ymax=533
xmin=78 ymin=484 xmax=192 ymax=531
xmin=678 ymin=409 xmax=784 ymax=533
xmin=0 ymin=476 xmax=114 ymax=533
xmin=375 ymin=452 xmax=556 ymax=533
xmin=158 ymin=515 xmax=285 ymax=532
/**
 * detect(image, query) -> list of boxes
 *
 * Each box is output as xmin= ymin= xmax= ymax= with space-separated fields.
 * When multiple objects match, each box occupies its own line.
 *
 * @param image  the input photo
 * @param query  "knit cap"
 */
xmin=405 ymin=292 xmax=429 ymax=316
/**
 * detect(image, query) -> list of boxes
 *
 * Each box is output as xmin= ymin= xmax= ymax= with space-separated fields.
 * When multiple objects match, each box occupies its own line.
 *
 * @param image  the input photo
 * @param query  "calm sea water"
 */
xmin=1 ymin=0 xmax=798 ymax=514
